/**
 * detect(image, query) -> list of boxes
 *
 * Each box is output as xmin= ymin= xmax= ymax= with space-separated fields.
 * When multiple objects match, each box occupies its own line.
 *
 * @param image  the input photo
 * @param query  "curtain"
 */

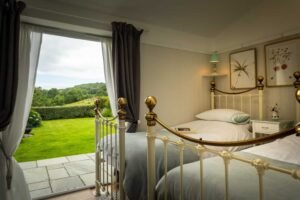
xmin=112 ymin=22 xmax=143 ymax=132
xmin=0 ymin=24 xmax=42 ymax=200
xmin=0 ymin=0 xmax=25 ymax=131
xmin=101 ymin=38 xmax=117 ymax=116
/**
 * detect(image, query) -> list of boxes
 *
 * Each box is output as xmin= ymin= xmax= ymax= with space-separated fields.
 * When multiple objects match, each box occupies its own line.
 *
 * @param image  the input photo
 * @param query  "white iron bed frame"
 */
xmin=94 ymin=97 xmax=127 ymax=200
xmin=145 ymin=72 xmax=300 ymax=200
xmin=94 ymin=75 xmax=267 ymax=200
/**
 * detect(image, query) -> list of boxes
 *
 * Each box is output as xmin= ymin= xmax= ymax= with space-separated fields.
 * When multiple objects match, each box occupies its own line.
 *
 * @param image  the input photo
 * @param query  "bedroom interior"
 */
xmin=97 ymin=77 xmax=266 ymax=200
xmin=1 ymin=0 xmax=300 ymax=200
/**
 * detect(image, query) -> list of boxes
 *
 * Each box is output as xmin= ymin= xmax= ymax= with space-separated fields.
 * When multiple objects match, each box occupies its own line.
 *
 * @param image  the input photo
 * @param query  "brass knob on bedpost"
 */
xmin=296 ymin=124 xmax=300 ymax=137
xmin=210 ymin=81 xmax=216 ymax=92
xmin=94 ymin=98 xmax=101 ymax=116
xmin=257 ymin=76 xmax=264 ymax=90
xmin=145 ymin=96 xmax=157 ymax=126
xmin=294 ymin=71 xmax=300 ymax=104
xmin=118 ymin=97 xmax=127 ymax=120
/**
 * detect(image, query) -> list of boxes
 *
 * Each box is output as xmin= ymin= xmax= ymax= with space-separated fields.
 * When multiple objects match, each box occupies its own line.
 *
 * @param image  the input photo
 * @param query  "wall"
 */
xmin=139 ymin=44 xmax=211 ymax=131
xmin=214 ymin=0 xmax=300 ymax=52
xmin=215 ymin=40 xmax=297 ymax=121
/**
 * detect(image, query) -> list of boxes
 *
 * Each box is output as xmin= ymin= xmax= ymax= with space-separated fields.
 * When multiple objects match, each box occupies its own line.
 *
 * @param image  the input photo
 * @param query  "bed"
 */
xmin=151 ymin=71 xmax=300 ymax=200
xmin=95 ymin=76 xmax=265 ymax=200
xmin=156 ymin=134 xmax=300 ymax=200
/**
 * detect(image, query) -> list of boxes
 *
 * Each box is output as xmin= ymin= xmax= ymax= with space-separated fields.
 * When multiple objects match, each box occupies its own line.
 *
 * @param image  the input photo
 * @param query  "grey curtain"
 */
xmin=0 ymin=0 xmax=25 ymax=131
xmin=112 ymin=22 xmax=143 ymax=132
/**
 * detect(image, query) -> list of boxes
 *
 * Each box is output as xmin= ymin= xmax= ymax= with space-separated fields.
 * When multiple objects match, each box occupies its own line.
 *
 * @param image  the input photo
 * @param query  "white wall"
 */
xmin=139 ymin=44 xmax=211 ymax=131
xmin=215 ymin=41 xmax=297 ymax=121
xmin=214 ymin=0 xmax=300 ymax=53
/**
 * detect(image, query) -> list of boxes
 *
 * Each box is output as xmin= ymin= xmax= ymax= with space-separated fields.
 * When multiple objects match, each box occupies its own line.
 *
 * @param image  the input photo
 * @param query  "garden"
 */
xmin=14 ymin=83 xmax=112 ymax=162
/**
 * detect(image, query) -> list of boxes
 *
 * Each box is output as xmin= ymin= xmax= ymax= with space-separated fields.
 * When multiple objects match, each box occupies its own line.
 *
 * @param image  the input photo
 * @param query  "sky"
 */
xmin=36 ymin=34 xmax=105 ymax=89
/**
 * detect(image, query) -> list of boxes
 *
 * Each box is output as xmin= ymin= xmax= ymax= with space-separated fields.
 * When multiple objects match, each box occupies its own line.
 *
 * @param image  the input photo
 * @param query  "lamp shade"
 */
xmin=209 ymin=51 xmax=219 ymax=63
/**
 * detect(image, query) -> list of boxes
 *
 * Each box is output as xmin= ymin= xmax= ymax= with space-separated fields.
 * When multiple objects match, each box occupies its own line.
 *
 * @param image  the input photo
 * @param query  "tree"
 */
xmin=47 ymin=88 xmax=59 ymax=98
xmin=32 ymin=82 xmax=108 ymax=107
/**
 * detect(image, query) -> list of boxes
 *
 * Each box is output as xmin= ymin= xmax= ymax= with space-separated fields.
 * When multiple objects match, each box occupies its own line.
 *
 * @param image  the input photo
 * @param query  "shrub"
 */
xmin=101 ymin=107 xmax=112 ymax=117
xmin=33 ymin=105 xmax=95 ymax=120
xmin=27 ymin=110 xmax=42 ymax=128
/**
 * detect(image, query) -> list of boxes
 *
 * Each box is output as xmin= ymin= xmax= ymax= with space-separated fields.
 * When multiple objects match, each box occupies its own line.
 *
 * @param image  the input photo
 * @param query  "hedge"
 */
xmin=33 ymin=105 xmax=95 ymax=120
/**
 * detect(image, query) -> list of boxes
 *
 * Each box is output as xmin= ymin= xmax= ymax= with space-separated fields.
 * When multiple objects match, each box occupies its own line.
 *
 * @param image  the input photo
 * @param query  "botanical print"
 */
xmin=265 ymin=38 xmax=300 ymax=87
xmin=230 ymin=49 xmax=256 ymax=89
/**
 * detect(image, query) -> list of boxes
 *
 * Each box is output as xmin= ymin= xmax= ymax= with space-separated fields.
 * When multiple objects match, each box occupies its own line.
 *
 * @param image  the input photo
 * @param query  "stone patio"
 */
xmin=19 ymin=153 xmax=108 ymax=199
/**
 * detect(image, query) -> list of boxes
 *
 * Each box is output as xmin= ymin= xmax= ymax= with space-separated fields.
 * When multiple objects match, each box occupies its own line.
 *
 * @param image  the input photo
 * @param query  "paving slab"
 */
xmin=21 ymin=153 xmax=99 ymax=199
xmin=46 ymin=164 xmax=64 ymax=170
xmin=19 ymin=161 xmax=37 ymax=170
xmin=37 ymin=157 xmax=68 ymax=167
xmin=28 ymin=181 xmax=50 ymax=191
xmin=86 ymin=153 xmax=95 ymax=160
xmin=66 ymin=154 xmax=90 ymax=162
xmin=48 ymin=168 xmax=69 ymax=180
xmin=80 ymin=173 xmax=96 ymax=186
xmin=65 ymin=160 xmax=95 ymax=176
xmin=30 ymin=188 xmax=52 ymax=199
xmin=24 ymin=167 xmax=48 ymax=184
xmin=50 ymin=176 xmax=84 ymax=193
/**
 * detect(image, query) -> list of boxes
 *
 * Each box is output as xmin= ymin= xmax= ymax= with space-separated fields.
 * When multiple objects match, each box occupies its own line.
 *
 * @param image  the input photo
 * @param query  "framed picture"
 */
xmin=230 ymin=48 xmax=257 ymax=89
xmin=264 ymin=37 xmax=300 ymax=87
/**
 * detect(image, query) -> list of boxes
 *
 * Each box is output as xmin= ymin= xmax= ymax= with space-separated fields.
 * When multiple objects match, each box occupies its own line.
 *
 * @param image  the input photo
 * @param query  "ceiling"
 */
xmin=26 ymin=0 xmax=263 ymax=38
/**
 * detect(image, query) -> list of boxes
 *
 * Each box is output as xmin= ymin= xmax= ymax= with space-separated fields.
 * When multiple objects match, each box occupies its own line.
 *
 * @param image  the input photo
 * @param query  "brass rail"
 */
xmin=211 ymin=75 xmax=264 ymax=94
xmin=94 ymin=97 xmax=127 ymax=121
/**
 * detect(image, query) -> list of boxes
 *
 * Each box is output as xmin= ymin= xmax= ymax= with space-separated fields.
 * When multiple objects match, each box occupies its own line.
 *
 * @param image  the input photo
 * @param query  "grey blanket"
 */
xmin=102 ymin=131 xmax=199 ymax=200
xmin=156 ymin=152 xmax=300 ymax=200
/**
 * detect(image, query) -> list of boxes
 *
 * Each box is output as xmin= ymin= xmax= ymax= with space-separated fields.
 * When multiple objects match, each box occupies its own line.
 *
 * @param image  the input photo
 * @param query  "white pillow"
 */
xmin=195 ymin=109 xmax=250 ymax=124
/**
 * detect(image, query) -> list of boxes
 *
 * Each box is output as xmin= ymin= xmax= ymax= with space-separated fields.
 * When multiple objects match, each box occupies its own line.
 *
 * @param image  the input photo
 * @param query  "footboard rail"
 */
xmin=95 ymin=97 xmax=127 ymax=200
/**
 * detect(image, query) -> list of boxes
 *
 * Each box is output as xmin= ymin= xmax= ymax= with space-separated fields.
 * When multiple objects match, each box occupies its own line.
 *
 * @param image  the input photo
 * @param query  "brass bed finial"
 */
xmin=118 ymin=97 xmax=127 ymax=120
xmin=210 ymin=81 xmax=215 ymax=92
xmin=294 ymin=71 xmax=300 ymax=104
xmin=94 ymin=98 xmax=101 ymax=116
xmin=145 ymin=96 xmax=157 ymax=126
xmin=257 ymin=75 xmax=264 ymax=90
xmin=296 ymin=124 xmax=300 ymax=136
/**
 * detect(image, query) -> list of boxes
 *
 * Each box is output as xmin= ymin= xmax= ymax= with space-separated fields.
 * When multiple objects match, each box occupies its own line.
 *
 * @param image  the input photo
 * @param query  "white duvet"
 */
xmin=172 ymin=120 xmax=252 ymax=152
xmin=244 ymin=134 xmax=300 ymax=165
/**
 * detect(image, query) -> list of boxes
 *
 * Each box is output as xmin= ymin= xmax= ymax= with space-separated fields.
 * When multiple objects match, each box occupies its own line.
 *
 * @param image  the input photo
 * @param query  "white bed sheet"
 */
xmin=244 ymin=135 xmax=300 ymax=165
xmin=172 ymin=120 xmax=252 ymax=152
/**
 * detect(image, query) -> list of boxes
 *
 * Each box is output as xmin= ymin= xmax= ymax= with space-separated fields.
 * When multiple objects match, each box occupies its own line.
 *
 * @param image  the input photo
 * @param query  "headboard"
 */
xmin=210 ymin=76 xmax=264 ymax=120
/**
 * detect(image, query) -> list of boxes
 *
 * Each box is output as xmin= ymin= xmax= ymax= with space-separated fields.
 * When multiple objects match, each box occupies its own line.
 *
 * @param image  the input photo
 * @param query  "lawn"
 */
xmin=14 ymin=117 xmax=111 ymax=162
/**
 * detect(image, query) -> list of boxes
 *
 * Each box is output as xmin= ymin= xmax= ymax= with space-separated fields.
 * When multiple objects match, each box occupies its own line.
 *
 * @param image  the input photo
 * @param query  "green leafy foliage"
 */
xmin=32 ymin=82 xmax=107 ymax=107
xmin=27 ymin=110 xmax=42 ymax=128
xmin=33 ymin=105 xmax=95 ymax=120
xmin=33 ymin=96 xmax=112 ymax=120
xmin=101 ymin=108 xmax=112 ymax=117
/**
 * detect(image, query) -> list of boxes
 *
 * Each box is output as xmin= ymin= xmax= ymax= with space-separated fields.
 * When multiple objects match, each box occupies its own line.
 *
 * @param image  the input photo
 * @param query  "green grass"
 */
xmin=14 ymin=117 xmax=111 ymax=162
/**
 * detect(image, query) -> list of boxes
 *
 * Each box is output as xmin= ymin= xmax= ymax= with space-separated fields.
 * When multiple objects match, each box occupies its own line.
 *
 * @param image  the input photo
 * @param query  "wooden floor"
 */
xmin=46 ymin=188 xmax=99 ymax=200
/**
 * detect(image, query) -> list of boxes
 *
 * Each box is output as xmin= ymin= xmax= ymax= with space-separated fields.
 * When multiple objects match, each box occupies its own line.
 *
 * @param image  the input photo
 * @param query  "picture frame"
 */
xmin=264 ymin=37 xmax=300 ymax=87
xmin=229 ymin=48 xmax=257 ymax=89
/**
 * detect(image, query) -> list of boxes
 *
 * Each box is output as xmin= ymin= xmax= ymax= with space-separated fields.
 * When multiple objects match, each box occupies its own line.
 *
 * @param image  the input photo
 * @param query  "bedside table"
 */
xmin=251 ymin=120 xmax=294 ymax=139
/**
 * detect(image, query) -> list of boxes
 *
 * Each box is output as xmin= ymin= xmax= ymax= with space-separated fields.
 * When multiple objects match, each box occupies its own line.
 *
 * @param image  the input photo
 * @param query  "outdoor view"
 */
xmin=14 ymin=34 xmax=110 ymax=162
